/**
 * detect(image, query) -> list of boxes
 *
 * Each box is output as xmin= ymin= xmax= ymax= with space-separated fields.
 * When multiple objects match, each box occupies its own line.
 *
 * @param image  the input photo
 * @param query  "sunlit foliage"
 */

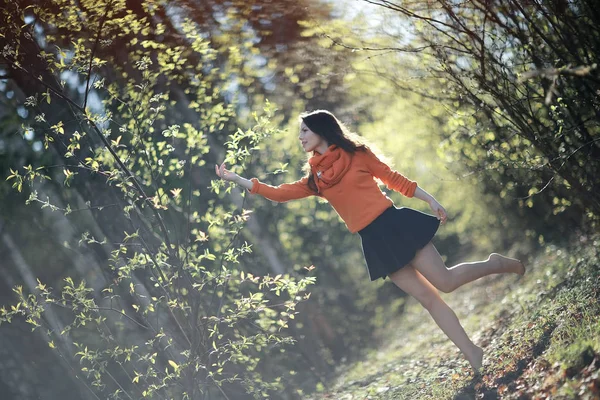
xmin=0 ymin=1 xmax=320 ymax=398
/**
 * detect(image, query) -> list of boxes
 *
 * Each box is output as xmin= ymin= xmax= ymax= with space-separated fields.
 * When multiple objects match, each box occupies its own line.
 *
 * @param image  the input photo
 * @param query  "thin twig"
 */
xmin=83 ymin=0 xmax=113 ymax=109
xmin=518 ymin=63 xmax=598 ymax=82
xmin=50 ymin=302 xmax=149 ymax=329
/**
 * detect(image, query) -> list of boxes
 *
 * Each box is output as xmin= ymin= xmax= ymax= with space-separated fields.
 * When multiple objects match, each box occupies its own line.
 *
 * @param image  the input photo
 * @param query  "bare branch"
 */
xmin=517 ymin=137 xmax=600 ymax=199
xmin=361 ymin=0 xmax=477 ymax=54
xmin=518 ymin=63 xmax=598 ymax=82
xmin=319 ymin=30 xmax=454 ymax=54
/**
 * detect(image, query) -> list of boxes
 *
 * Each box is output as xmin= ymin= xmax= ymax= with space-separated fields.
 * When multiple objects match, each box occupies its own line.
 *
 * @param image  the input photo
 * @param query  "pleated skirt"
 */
xmin=358 ymin=206 xmax=440 ymax=281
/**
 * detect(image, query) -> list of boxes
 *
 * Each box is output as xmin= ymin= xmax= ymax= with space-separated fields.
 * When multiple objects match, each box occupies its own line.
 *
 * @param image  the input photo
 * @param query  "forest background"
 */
xmin=0 ymin=0 xmax=598 ymax=399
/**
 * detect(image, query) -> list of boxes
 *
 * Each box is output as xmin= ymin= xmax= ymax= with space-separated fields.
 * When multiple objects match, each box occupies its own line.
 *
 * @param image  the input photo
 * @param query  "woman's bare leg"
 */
xmin=409 ymin=242 xmax=525 ymax=293
xmin=388 ymin=265 xmax=483 ymax=372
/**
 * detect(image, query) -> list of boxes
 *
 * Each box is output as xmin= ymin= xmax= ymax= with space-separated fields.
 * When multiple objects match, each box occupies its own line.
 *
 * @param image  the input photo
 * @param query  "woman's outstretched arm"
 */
xmin=215 ymin=162 xmax=314 ymax=203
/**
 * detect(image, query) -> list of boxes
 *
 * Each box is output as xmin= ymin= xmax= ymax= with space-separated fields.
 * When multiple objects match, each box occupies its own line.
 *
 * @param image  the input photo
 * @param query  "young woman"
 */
xmin=214 ymin=109 xmax=525 ymax=373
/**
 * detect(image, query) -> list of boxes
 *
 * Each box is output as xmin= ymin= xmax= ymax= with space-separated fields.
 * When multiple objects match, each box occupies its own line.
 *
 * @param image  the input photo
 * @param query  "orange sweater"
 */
xmin=249 ymin=147 xmax=417 ymax=233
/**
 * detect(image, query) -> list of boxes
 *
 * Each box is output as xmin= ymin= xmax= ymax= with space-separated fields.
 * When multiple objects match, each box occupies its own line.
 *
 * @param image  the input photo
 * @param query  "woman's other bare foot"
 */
xmin=466 ymin=345 xmax=484 ymax=374
xmin=489 ymin=253 xmax=526 ymax=275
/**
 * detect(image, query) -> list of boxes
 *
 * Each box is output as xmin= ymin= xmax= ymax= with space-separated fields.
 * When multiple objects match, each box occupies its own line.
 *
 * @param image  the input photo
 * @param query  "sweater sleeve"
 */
xmin=363 ymin=149 xmax=417 ymax=198
xmin=249 ymin=176 xmax=315 ymax=202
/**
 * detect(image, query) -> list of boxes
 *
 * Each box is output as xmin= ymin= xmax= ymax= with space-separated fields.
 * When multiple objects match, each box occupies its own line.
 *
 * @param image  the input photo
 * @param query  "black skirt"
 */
xmin=358 ymin=206 xmax=440 ymax=281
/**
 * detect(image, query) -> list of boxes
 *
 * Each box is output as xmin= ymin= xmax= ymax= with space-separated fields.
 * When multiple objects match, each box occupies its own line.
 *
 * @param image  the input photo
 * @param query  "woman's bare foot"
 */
xmin=489 ymin=253 xmax=525 ymax=275
xmin=465 ymin=345 xmax=484 ymax=373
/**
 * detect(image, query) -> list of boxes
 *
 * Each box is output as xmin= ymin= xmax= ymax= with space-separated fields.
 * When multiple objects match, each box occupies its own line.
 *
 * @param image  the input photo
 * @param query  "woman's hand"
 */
xmin=429 ymin=199 xmax=448 ymax=225
xmin=214 ymin=162 xmax=255 ymax=191
xmin=215 ymin=162 xmax=239 ymax=183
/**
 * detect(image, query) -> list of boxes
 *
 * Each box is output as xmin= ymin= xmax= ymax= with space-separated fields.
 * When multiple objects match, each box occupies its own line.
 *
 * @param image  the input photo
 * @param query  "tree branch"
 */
xmin=50 ymin=301 xmax=149 ymax=329
xmin=319 ymin=30 xmax=455 ymax=54
xmin=83 ymin=0 xmax=113 ymax=109
xmin=518 ymin=63 xmax=598 ymax=82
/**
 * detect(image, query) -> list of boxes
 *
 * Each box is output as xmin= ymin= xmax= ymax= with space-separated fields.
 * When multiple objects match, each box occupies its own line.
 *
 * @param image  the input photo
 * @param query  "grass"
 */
xmin=306 ymin=235 xmax=600 ymax=399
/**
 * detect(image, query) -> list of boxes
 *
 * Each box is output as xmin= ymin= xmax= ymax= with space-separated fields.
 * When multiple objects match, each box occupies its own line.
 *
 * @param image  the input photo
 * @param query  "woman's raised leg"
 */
xmin=408 ymin=242 xmax=525 ymax=293
xmin=388 ymin=265 xmax=483 ymax=372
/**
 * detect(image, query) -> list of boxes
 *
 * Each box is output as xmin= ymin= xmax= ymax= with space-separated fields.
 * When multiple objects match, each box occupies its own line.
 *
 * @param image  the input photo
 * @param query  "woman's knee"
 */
xmin=410 ymin=246 xmax=456 ymax=293
xmin=435 ymin=279 xmax=456 ymax=294
xmin=414 ymin=264 xmax=455 ymax=293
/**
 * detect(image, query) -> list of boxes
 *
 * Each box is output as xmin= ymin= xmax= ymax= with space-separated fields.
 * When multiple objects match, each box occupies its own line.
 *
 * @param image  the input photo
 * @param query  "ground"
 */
xmin=308 ymin=235 xmax=600 ymax=399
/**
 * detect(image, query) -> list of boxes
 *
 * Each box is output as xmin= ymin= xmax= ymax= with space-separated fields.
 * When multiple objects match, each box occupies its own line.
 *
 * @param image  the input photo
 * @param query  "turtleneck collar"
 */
xmin=308 ymin=145 xmax=353 ymax=192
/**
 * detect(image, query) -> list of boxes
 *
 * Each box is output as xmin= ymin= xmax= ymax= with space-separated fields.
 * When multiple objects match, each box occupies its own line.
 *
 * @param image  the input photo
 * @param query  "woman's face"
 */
xmin=299 ymin=122 xmax=327 ymax=153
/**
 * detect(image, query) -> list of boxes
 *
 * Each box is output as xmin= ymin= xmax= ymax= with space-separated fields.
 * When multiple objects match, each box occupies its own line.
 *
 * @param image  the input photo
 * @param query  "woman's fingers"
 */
xmin=215 ymin=162 xmax=228 ymax=179
xmin=439 ymin=208 xmax=447 ymax=224
xmin=433 ymin=205 xmax=447 ymax=224
xmin=216 ymin=162 xmax=224 ymax=178
xmin=216 ymin=161 xmax=239 ymax=182
xmin=215 ymin=162 xmax=235 ymax=181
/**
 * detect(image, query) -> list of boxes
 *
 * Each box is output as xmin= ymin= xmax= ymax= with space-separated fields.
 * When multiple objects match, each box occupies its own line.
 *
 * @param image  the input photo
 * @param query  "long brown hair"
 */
xmin=300 ymin=110 xmax=377 ymax=193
